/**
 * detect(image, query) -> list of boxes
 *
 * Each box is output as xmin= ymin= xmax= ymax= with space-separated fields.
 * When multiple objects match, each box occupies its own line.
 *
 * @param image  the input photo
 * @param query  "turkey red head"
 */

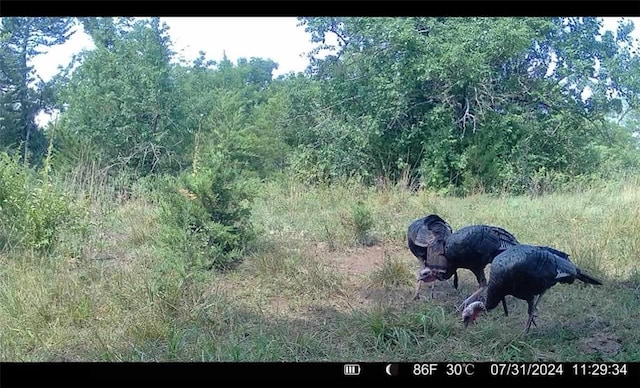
xmin=418 ymin=265 xmax=446 ymax=282
xmin=418 ymin=251 xmax=449 ymax=281
xmin=462 ymin=301 xmax=486 ymax=328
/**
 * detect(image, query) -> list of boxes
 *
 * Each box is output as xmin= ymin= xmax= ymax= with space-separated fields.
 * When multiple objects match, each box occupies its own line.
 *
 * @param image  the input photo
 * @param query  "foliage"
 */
xmin=0 ymin=17 xmax=75 ymax=165
xmin=174 ymin=53 xmax=286 ymax=178
xmin=57 ymin=18 xmax=183 ymax=175
xmin=0 ymin=151 xmax=76 ymax=253
xmin=296 ymin=17 xmax=640 ymax=193
xmin=349 ymin=201 xmax=376 ymax=246
xmin=43 ymin=16 xmax=640 ymax=195
xmin=140 ymin=153 xmax=256 ymax=271
xmin=287 ymin=112 xmax=374 ymax=184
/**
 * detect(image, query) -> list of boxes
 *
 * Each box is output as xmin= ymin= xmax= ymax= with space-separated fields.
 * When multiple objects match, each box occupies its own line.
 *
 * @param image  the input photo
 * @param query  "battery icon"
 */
xmin=344 ymin=364 xmax=361 ymax=376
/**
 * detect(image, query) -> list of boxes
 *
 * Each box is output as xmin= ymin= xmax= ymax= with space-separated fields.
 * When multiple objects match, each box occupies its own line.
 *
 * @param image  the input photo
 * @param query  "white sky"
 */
xmin=27 ymin=17 xmax=640 ymax=126
xmin=30 ymin=17 xmax=315 ymax=82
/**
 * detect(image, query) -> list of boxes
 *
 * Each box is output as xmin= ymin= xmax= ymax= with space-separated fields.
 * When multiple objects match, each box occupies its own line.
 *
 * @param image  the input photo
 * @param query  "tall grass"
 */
xmin=0 ymin=172 xmax=638 ymax=361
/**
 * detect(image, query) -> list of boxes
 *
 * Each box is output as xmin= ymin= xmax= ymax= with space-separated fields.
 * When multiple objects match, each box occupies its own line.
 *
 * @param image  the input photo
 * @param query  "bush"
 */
xmin=0 ymin=152 xmax=76 ymax=253
xmin=349 ymin=201 xmax=377 ymax=246
xmin=139 ymin=155 xmax=256 ymax=271
xmin=287 ymin=116 xmax=373 ymax=185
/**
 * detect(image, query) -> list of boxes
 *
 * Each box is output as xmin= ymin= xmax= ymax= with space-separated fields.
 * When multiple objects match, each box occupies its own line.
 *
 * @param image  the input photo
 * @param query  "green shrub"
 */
xmin=139 ymin=156 xmax=256 ymax=271
xmin=0 ymin=152 xmax=76 ymax=253
xmin=350 ymin=201 xmax=376 ymax=246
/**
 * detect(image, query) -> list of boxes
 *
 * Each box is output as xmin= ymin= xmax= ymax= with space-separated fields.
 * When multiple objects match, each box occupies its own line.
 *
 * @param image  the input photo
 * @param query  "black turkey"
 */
xmin=461 ymin=244 xmax=603 ymax=333
xmin=407 ymin=214 xmax=452 ymax=300
xmin=418 ymin=224 xmax=519 ymax=301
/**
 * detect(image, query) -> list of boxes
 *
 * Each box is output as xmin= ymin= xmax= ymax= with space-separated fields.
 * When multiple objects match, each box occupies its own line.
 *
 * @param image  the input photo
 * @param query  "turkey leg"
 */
xmin=413 ymin=279 xmax=423 ymax=300
xmin=524 ymin=292 xmax=545 ymax=333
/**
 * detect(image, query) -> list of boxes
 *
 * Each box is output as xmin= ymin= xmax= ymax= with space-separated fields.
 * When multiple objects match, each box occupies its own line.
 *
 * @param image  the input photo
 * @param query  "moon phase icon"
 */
xmin=385 ymin=364 xmax=398 ymax=376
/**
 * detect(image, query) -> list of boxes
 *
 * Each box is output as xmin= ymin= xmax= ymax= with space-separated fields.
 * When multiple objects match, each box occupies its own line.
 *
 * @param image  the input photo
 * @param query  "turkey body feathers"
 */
xmin=485 ymin=244 xmax=602 ymax=311
xmin=532 ymin=246 xmax=601 ymax=285
xmin=537 ymin=245 xmax=570 ymax=260
xmin=440 ymin=224 xmax=519 ymax=288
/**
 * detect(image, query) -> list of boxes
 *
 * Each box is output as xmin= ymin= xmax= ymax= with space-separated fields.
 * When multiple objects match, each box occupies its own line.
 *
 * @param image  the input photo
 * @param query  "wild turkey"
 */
xmin=461 ymin=244 xmax=603 ymax=333
xmin=419 ymin=224 xmax=519 ymax=298
xmin=407 ymin=214 xmax=452 ymax=300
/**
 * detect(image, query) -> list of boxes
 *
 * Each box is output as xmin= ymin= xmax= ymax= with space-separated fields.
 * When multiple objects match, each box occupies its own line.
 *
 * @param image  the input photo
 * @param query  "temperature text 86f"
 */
xmin=412 ymin=363 xmax=475 ymax=376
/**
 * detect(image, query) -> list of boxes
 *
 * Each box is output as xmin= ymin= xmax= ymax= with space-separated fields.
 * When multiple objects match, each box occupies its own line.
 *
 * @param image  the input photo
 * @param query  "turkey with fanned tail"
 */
xmin=407 ymin=214 xmax=452 ymax=300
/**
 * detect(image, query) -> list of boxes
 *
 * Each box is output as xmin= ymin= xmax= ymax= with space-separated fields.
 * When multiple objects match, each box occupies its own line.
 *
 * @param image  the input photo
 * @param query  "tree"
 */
xmin=0 ymin=17 xmax=75 ymax=165
xmin=296 ymin=17 xmax=640 ymax=192
xmin=173 ymin=51 xmax=285 ymax=178
xmin=57 ymin=17 xmax=183 ymax=175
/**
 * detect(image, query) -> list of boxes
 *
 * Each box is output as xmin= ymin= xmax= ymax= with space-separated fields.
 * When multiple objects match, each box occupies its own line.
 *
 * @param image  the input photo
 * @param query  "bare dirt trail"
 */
xmin=211 ymin=240 xmax=478 ymax=327
xmin=317 ymin=243 xmax=467 ymax=312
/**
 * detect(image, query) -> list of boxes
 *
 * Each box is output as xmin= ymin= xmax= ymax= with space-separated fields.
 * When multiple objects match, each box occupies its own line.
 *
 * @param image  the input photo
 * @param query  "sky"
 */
xmin=26 ymin=17 xmax=640 ymax=126
xmin=30 ymin=17 xmax=316 ymax=83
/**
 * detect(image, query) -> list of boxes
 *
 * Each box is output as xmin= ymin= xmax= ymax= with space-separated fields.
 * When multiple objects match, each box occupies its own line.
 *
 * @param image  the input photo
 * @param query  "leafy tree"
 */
xmin=0 ymin=17 xmax=75 ymax=165
xmin=174 ymin=52 xmax=285 ymax=178
xmin=296 ymin=17 xmax=640 ymax=193
xmin=57 ymin=17 xmax=183 ymax=175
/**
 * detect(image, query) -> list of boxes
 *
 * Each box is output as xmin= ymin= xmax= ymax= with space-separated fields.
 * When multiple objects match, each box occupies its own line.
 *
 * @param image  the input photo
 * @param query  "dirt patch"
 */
xmin=325 ymin=244 xmax=413 ymax=305
xmin=211 ymin=242 xmax=468 ymax=322
xmin=580 ymin=332 xmax=622 ymax=356
xmin=257 ymin=244 xmax=421 ymax=317
xmin=323 ymin=243 xmax=464 ymax=309
xmin=327 ymin=244 xmax=410 ymax=279
xmin=269 ymin=295 xmax=290 ymax=313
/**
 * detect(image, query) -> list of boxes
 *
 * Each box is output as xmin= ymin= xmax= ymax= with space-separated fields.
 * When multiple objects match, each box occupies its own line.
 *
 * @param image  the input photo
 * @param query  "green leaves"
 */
xmin=4 ymin=16 xmax=635 ymax=202
xmin=146 ymin=156 xmax=257 ymax=271
xmin=58 ymin=18 xmax=180 ymax=174
xmin=0 ymin=17 xmax=75 ymax=165
xmin=294 ymin=17 xmax=640 ymax=193
xmin=0 ymin=152 xmax=77 ymax=253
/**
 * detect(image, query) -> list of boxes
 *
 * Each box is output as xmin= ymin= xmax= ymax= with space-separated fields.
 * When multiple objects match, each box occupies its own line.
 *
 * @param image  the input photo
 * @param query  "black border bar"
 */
xmin=0 ymin=1 xmax=639 ymax=17
xmin=1 ymin=362 xmax=639 ymax=387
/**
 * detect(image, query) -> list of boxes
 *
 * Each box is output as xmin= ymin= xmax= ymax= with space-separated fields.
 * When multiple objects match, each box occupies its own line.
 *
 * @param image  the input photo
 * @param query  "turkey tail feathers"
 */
xmin=576 ymin=270 xmax=603 ymax=286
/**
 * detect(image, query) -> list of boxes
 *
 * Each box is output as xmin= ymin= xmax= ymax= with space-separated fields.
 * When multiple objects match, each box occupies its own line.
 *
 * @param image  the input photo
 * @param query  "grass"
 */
xmin=0 ymin=175 xmax=639 ymax=362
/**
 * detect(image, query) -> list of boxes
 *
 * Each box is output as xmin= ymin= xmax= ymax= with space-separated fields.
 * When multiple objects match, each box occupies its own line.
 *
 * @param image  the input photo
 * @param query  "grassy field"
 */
xmin=1 ymin=176 xmax=639 ymax=362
